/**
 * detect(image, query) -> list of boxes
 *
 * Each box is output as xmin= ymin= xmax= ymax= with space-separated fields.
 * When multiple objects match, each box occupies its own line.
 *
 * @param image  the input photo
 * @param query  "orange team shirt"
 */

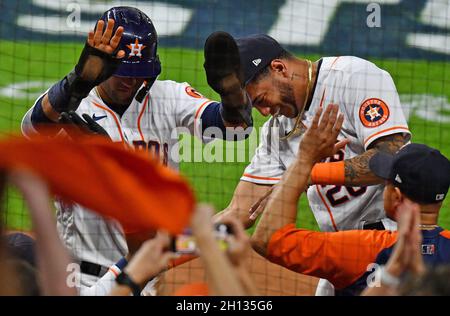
xmin=267 ymin=224 xmax=450 ymax=295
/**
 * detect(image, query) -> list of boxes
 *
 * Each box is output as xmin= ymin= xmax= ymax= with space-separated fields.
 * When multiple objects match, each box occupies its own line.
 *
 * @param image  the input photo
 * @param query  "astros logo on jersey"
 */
xmin=127 ymin=38 xmax=146 ymax=58
xmin=359 ymin=98 xmax=390 ymax=127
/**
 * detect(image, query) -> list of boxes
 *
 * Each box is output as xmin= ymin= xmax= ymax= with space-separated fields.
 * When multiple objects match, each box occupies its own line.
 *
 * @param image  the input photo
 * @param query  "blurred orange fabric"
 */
xmin=173 ymin=282 xmax=209 ymax=296
xmin=0 ymin=135 xmax=194 ymax=234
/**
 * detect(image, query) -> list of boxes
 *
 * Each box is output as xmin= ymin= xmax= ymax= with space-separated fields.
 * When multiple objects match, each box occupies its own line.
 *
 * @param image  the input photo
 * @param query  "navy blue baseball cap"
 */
xmin=369 ymin=143 xmax=450 ymax=204
xmin=235 ymin=34 xmax=284 ymax=85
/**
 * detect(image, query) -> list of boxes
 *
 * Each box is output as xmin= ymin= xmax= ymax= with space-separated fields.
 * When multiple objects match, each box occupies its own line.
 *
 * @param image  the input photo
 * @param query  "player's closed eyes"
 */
xmin=255 ymin=95 xmax=266 ymax=107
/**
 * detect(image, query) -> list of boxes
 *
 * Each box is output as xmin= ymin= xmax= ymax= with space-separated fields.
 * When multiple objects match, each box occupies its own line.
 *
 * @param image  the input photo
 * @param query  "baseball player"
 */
xmin=206 ymin=32 xmax=411 ymax=295
xmin=21 ymin=7 xmax=251 ymax=294
xmin=251 ymin=103 xmax=450 ymax=296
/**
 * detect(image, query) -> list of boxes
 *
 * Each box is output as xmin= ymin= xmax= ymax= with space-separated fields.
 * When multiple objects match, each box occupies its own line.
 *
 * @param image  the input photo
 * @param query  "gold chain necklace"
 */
xmin=280 ymin=59 xmax=313 ymax=140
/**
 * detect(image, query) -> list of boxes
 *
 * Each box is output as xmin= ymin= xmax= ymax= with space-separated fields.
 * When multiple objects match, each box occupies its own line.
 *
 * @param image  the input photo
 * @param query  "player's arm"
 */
xmin=343 ymin=133 xmax=408 ymax=186
xmin=308 ymin=132 xmax=408 ymax=188
xmin=193 ymin=205 xmax=247 ymax=296
xmin=199 ymin=101 xmax=253 ymax=142
xmin=251 ymin=104 xmax=345 ymax=254
xmin=310 ymin=66 xmax=410 ymax=187
xmin=109 ymin=233 xmax=177 ymax=296
xmin=25 ymin=19 xmax=124 ymax=130
xmin=214 ymin=180 xmax=273 ymax=229
xmin=8 ymin=170 xmax=77 ymax=296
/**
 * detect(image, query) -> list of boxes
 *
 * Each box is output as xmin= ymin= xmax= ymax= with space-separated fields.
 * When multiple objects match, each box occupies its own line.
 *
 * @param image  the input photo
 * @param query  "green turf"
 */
xmin=0 ymin=40 xmax=449 ymax=232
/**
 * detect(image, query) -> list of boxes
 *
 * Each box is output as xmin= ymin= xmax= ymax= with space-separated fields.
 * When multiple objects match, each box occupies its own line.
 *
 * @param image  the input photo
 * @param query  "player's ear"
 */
xmin=270 ymin=59 xmax=288 ymax=77
xmin=392 ymin=186 xmax=404 ymax=207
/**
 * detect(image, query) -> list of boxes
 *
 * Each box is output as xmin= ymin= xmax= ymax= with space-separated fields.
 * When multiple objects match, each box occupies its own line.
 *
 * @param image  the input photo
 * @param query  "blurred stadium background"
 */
xmin=0 ymin=0 xmax=449 ymax=295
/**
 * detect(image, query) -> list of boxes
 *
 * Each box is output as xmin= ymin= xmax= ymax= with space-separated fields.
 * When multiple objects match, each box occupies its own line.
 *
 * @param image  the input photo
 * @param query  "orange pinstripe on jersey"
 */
xmin=319 ymin=89 xmax=326 ymax=108
xmin=330 ymin=57 xmax=340 ymax=69
xmin=266 ymin=224 xmax=398 ymax=289
xmin=363 ymin=126 xmax=410 ymax=146
xmin=194 ymin=100 xmax=212 ymax=120
xmin=193 ymin=100 xmax=213 ymax=137
xmin=92 ymin=102 xmax=126 ymax=143
xmin=242 ymin=173 xmax=281 ymax=181
xmin=137 ymin=95 xmax=149 ymax=141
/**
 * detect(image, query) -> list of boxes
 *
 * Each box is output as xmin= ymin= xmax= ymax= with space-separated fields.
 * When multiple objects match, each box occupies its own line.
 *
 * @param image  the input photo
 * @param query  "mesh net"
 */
xmin=0 ymin=0 xmax=449 ymax=296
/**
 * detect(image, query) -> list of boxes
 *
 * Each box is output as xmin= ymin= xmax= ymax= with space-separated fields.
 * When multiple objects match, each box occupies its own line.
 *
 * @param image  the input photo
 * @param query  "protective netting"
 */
xmin=0 ymin=0 xmax=449 ymax=296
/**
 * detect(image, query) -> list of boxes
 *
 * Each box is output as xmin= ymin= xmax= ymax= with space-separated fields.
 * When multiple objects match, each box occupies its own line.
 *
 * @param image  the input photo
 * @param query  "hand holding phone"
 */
xmin=171 ymin=223 xmax=234 ymax=254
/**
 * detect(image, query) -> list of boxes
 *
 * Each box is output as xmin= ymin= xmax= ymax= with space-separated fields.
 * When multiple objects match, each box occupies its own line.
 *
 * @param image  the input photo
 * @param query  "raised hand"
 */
xmin=219 ymin=216 xmax=251 ymax=267
xmin=204 ymin=32 xmax=252 ymax=127
xmin=385 ymin=198 xmax=425 ymax=278
xmin=124 ymin=232 xmax=178 ymax=286
xmin=61 ymin=19 xmax=126 ymax=113
xmin=80 ymin=19 xmax=125 ymax=82
xmin=299 ymin=104 xmax=348 ymax=164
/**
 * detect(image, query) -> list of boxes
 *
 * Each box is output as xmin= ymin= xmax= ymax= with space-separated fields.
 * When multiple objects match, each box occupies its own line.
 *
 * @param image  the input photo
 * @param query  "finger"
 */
xmin=110 ymin=26 xmax=124 ymax=50
xmin=155 ymin=231 xmax=171 ymax=246
xmin=222 ymin=216 xmax=247 ymax=240
xmin=325 ymin=104 xmax=339 ymax=133
xmin=101 ymin=19 xmax=114 ymax=45
xmin=116 ymin=50 xmax=125 ymax=59
xmin=68 ymin=111 xmax=91 ymax=133
xmin=58 ymin=112 xmax=72 ymax=125
xmin=87 ymin=31 xmax=95 ymax=47
xmin=162 ymin=252 xmax=181 ymax=264
xmin=249 ymin=196 xmax=269 ymax=221
xmin=249 ymin=187 xmax=273 ymax=214
xmin=398 ymin=206 xmax=413 ymax=235
xmin=332 ymin=113 xmax=345 ymax=140
xmin=59 ymin=112 xmax=82 ymax=131
xmin=225 ymin=235 xmax=238 ymax=249
xmin=309 ymin=106 xmax=323 ymax=130
xmin=317 ymin=104 xmax=333 ymax=131
xmin=196 ymin=203 xmax=215 ymax=217
xmin=59 ymin=112 xmax=83 ymax=138
xmin=93 ymin=20 xmax=104 ymax=46
xmin=82 ymin=114 xmax=111 ymax=139
xmin=333 ymin=139 xmax=349 ymax=155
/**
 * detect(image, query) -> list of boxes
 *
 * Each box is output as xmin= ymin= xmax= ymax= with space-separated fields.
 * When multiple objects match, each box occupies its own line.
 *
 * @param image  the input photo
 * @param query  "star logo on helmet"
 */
xmin=127 ymin=38 xmax=146 ymax=58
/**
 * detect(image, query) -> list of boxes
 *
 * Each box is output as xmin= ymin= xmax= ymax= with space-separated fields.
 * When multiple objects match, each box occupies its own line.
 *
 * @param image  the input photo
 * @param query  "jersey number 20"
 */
xmin=323 ymin=150 xmax=367 ymax=207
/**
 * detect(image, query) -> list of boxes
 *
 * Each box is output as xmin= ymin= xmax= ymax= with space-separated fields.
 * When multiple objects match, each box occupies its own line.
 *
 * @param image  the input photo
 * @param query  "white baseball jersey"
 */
xmin=242 ymin=56 xmax=411 ymax=232
xmin=21 ymin=80 xmax=214 ymax=289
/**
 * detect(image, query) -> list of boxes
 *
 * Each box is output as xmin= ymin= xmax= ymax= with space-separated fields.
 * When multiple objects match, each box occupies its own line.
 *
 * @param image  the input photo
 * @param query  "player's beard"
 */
xmin=274 ymin=80 xmax=298 ymax=118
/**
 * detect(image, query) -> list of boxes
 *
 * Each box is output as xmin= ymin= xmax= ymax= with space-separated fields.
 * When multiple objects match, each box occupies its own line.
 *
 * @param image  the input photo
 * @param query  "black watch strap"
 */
xmin=116 ymin=271 xmax=141 ymax=296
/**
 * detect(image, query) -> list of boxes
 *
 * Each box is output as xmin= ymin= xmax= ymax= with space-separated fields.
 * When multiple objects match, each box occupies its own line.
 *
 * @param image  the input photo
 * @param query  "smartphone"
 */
xmin=171 ymin=223 xmax=234 ymax=254
xmin=171 ymin=228 xmax=198 ymax=254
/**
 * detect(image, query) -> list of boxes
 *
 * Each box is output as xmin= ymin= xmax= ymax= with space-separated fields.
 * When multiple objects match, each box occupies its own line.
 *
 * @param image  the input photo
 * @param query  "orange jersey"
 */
xmin=267 ymin=224 xmax=450 ymax=295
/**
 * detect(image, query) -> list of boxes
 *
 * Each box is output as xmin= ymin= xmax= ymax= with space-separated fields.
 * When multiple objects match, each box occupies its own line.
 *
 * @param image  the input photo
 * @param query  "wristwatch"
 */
xmin=116 ymin=271 xmax=141 ymax=296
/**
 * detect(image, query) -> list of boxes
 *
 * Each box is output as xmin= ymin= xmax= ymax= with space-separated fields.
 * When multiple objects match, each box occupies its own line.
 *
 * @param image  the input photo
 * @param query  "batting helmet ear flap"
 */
xmin=134 ymin=54 xmax=161 ymax=102
xmin=135 ymin=81 xmax=150 ymax=103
